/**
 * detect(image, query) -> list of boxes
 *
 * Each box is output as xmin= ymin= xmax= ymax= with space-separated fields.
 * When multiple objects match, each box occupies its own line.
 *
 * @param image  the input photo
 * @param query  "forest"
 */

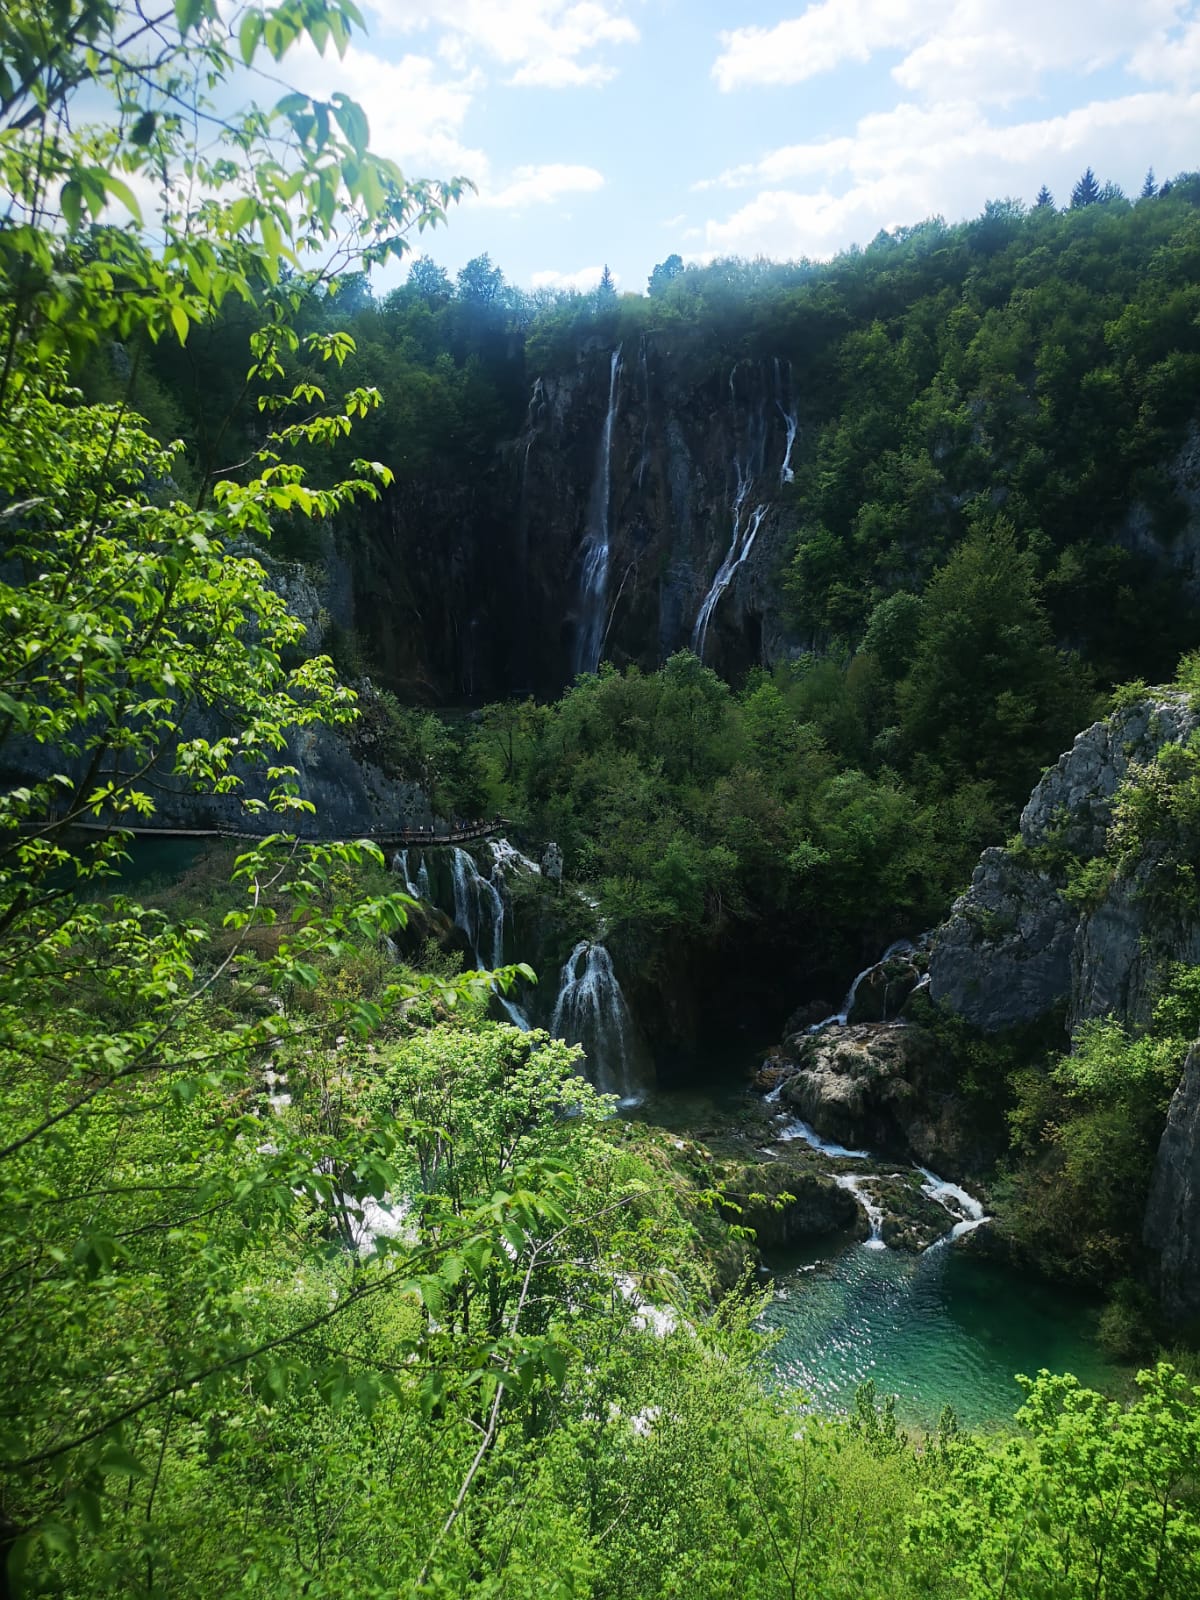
xmin=4 ymin=3 xmax=1200 ymax=1597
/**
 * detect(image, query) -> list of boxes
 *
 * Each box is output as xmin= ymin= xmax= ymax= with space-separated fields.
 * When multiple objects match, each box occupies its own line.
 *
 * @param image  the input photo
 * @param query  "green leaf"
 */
xmin=239 ymin=9 xmax=264 ymax=65
xmin=60 ymin=180 xmax=83 ymax=231
xmin=173 ymin=0 xmax=205 ymax=36
xmin=169 ymin=302 xmax=190 ymax=344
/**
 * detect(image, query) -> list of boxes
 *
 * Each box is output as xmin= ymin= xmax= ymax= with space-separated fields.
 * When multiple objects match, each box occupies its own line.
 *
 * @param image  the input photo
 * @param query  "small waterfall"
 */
xmin=451 ymin=847 xmax=505 ymax=968
xmin=416 ymin=859 xmax=431 ymax=899
xmin=574 ymin=346 xmax=623 ymax=676
xmin=490 ymin=837 xmax=541 ymax=877
xmin=550 ymin=940 xmax=646 ymax=1104
xmin=808 ymin=937 xmax=918 ymax=1033
xmin=916 ymin=1168 xmax=989 ymax=1243
xmin=775 ymin=357 xmax=798 ymax=485
xmin=778 ymin=1118 xmax=870 ymax=1159
xmin=774 ymin=1118 xmax=988 ymax=1251
xmin=393 ymin=848 xmax=420 ymax=899
xmin=832 ymin=1174 xmax=888 ymax=1249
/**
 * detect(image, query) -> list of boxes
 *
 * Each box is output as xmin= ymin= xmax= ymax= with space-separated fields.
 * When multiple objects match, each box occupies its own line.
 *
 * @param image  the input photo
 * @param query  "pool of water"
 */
xmin=761 ymin=1233 xmax=1129 ymax=1431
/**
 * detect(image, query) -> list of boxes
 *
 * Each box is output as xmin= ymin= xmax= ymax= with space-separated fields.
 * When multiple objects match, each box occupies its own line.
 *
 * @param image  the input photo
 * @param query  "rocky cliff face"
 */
xmin=1144 ymin=1039 xmax=1200 ymax=1328
xmin=337 ymin=335 xmax=808 ymax=702
xmin=929 ymin=693 xmax=1200 ymax=1033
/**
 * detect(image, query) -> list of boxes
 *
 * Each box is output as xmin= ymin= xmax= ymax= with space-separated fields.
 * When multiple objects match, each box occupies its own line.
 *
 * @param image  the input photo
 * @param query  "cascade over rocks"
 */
xmin=777 ymin=1023 xmax=978 ymax=1178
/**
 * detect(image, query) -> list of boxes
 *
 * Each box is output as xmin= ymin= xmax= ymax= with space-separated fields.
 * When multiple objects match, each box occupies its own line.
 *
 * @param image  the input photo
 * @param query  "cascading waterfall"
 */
xmin=574 ymin=346 xmax=623 ymax=676
xmin=393 ymin=848 xmax=420 ymax=899
xmin=691 ymin=360 xmax=778 ymax=660
xmin=451 ymin=847 xmax=506 ymax=968
xmin=780 ymin=1115 xmax=990 ymax=1252
xmin=636 ymin=333 xmax=651 ymax=491
xmin=550 ymin=940 xmax=645 ymax=1104
xmin=691 ymin=499 xmax=768 ymax=659
xmin=916 ymin=1168 xmax=988 ymax=1243
xmin=775 ymin=357 xmax=798 ymax=485
xmin=809 ymin=937 xmax=918 ymax=1033
xmin=832 ymin=1173 xmax=890 ymax=1249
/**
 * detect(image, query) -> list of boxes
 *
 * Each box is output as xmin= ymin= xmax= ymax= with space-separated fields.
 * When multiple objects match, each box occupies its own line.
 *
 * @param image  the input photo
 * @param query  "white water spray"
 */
xmin=550 ymin=940 xmax=645 ymax=1104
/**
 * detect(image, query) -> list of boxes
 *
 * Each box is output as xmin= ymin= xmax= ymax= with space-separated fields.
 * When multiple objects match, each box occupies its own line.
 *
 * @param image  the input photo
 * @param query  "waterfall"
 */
xmin=636 ymin=332 xmax=651 ymax=491
xmin=574 ymin=346 xmax=623 ymax=676
xmin=775 ymin=357 xmax=798 ymax=485
xmin=691 ymin=498 xmax=767 ymax=659
xmin=808 ymin=937 xmax=918 ymax=1033
xmin=778 ymin=1119 xmax=870 ymax=1159
xmin=832 ymin=1174 xmax=888 ymax=1249
xmin=690 ymin=360 xmax=779 ymax=660
xmin=451 ymin=847 xmax=505 ymax=968
xmin=550 ymin=940 xmax=646 ymax=1104
xmin=490 ymin=837 xmax=541 ymax=877
xmin=916 ymin=1168 xmax=989 ymax=1243
xmin=393 ymin=848 xmax=420 ymax=899
xmin=773 ymin=1108 xmax=989 ymax=1250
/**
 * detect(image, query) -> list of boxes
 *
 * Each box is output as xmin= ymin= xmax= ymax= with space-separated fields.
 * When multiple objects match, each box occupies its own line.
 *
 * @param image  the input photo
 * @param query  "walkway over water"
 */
xmin=59 ymin=818 xmax=510 ymax=848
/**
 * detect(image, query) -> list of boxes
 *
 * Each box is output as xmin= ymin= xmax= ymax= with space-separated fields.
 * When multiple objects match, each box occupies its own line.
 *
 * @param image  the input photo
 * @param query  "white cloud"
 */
xmin=713 ymin=0 xmax=946 ymax=92
xmin=365 ymin=1 xmax=638 ymax=89
xmin=713 ymin=1 xmax=1190 ymax=103
xmin=477 ymin=163 xmax=605 ymax=208
xmin=530 ymin=264 xmax=616 ymax=291
xmin=1131 ymin=15 xmax=1200 ymax=85
xmin=283 ymin=43 xmax=488 ymax=181
xmin=699 ymin=89 xmax=1200 ymax=260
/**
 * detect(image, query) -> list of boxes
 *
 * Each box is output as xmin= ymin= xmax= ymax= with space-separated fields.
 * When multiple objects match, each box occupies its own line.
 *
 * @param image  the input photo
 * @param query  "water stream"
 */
xmin=574 ymin=346 xmax=623 ymax=676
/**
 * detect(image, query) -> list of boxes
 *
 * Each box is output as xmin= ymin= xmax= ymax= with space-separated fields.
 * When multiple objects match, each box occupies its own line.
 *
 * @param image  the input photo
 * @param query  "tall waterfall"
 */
xmin=775 ymin=357 xmax=798 ymax=485
xmin=550 ymin=941 xmax=647 ymax=1104
xmin=691 ymin=361 xmax=776 ymax=661
xmin=574 ymin=346 xmax=623 ymax=676
xmin=636 ymin=332 xmax=651 ymax=491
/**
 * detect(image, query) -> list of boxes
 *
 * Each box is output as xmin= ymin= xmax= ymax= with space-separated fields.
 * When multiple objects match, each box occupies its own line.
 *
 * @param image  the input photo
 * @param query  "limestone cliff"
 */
xmin=929 ymin=693 xmax=1200 ymax=1034
xmin=1144 ymin=1038 xmax=1200 ymax=1328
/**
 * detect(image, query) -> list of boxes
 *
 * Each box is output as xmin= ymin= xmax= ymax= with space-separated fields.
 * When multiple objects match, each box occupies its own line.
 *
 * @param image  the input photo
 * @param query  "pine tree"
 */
xmin=1070 ymin=167 xmax=1101 ymax=208
xmin=1035 ymin=184 xmax=1055 ymax=209
xmin=1141 ymin=167 xmax=1157 ymax=199
xmin=595 ymin=263 xmax=617 ymax=308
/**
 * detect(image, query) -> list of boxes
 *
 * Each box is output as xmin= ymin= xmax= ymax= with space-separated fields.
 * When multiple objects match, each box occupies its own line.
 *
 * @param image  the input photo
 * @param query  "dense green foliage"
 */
xmin=6 ymin=8 xmax=1200 ymax=1596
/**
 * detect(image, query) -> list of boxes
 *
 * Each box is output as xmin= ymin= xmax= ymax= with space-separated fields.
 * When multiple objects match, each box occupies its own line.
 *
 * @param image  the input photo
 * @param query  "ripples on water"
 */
xmin=761 ymin=1236 xmax=1126 ymax=1430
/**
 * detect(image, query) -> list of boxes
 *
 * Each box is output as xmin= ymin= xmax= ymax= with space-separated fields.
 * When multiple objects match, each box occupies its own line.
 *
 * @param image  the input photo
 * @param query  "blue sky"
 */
xmin=280 ymin=1 xmax=1200 ymax=295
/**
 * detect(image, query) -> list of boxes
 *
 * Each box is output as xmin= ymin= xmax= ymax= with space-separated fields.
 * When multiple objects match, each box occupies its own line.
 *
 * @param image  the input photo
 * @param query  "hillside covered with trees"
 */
xmin=5 ymin=3 xmax=1200 ymax=1598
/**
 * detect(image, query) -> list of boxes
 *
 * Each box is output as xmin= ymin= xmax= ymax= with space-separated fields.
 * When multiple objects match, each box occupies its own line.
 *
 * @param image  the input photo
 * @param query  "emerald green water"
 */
xmin=633 ymin=1073 xmax=1131 ymax=1432
xmin=761 ymin=1233 xmax=1129 ymax=1431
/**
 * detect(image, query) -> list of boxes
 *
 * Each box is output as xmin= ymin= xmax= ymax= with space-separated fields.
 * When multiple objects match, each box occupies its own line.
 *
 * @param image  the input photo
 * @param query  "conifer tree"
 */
xmin=1035 ymin=184 xmax=1055 ymax=209
xmin=1070 ymin=167 xmax=1101 ymax=207
xmin=1141 ymin=166 xmax=1158 ymax=199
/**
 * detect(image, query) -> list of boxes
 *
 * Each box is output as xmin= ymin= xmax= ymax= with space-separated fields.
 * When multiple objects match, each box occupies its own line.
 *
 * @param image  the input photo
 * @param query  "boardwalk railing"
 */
xmin=54 ymin=818 xmax=510 ymax=848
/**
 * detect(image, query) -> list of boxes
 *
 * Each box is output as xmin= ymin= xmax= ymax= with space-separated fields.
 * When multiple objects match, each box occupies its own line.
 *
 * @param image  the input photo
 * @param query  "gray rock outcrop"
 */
xmin=929 ymin=693 xmax=1200 ymax=1032
xmin=1144 ymin=1038 xmax=1200 ymax=1327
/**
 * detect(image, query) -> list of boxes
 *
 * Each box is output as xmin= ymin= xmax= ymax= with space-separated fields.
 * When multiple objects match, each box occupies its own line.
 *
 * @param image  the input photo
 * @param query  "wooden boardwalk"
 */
xmin=59 ymin=819 xmax=509 ymax=848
